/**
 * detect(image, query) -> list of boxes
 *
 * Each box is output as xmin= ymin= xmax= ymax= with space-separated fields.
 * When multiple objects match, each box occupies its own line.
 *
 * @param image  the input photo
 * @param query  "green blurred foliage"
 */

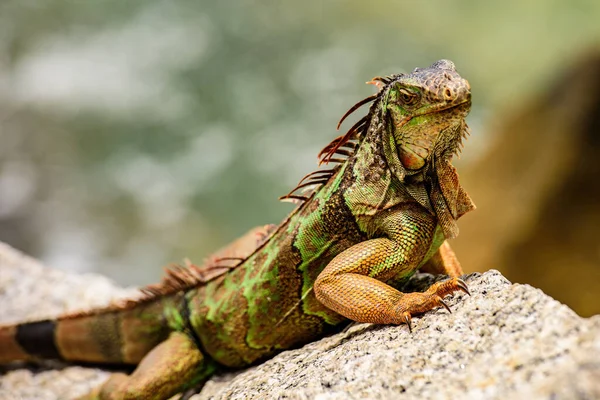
xmin=0 ymin=0 xmax=599 ymax=285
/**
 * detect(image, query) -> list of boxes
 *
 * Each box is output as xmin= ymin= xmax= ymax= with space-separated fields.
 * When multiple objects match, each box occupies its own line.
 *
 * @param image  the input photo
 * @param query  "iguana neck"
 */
xmin=346 ymin=104 xmax=474 ymax=239
xmin=343 ymin=109 xmax=418 ymax=234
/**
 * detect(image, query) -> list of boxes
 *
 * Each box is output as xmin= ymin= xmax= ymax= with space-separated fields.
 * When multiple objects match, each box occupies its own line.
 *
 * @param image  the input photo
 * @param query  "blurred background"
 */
xmin=1 ymin=1 xmax=599 ymax=316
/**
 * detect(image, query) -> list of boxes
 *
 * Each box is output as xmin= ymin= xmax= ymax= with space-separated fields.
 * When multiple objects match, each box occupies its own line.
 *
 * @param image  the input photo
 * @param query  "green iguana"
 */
xmin=0 ymin=59 xmax=475 ymax=400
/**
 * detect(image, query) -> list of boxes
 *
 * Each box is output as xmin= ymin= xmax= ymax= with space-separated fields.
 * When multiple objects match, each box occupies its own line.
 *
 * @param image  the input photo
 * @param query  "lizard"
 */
xmin=0 ymin=59 xmax=475 ymax=400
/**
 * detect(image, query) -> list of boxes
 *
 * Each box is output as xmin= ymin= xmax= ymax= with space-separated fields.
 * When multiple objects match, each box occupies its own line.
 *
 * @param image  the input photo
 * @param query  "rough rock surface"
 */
xmin=0 ymin=242 xmax=598 ymax=400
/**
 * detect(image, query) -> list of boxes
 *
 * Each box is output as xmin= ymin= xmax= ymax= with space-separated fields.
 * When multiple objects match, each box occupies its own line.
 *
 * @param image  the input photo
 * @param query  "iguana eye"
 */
xmin=398 ymin=88 xmax=420 ymax=106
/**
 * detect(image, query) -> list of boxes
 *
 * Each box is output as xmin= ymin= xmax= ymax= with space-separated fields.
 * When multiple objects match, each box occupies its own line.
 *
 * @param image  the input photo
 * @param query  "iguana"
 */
xmin=0 ymin=59 xmax=475 ymax=400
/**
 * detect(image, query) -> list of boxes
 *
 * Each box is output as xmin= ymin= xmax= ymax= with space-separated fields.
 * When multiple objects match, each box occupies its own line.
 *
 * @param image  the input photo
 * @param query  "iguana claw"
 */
xmin=456 ymin=279 xmax=470 ymax=296
xmin=438 ymin=298 xmax=451 ymax=313
xmin=402 ymin=312 xmax=413 ymax=333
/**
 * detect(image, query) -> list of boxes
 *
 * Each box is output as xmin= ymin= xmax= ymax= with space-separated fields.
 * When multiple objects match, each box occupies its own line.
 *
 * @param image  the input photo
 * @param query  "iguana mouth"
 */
xmin=419 ymin=98 xmax=471 ymax=118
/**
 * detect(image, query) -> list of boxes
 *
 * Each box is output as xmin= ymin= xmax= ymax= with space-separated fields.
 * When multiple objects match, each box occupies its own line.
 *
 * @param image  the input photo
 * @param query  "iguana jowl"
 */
xmin=0 ymin=59 xmax=475 ymax=399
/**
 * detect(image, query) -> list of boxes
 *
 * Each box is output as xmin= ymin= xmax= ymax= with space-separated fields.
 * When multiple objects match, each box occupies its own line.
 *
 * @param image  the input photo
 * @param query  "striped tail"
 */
xmin=0 ymin=293 xmax=183 ymax=365
xmin=1 ymin=320 xmax=62 ymax=362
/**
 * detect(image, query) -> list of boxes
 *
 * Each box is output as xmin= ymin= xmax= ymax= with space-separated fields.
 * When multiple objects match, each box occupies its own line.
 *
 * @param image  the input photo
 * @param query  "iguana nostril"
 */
xmin=444 ymin=88 xmax=452 ymax=98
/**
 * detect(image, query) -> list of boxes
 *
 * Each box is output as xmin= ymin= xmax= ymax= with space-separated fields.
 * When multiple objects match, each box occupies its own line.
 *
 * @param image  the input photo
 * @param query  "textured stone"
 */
xmin=0 ymin=242 xmax=598 ymax=400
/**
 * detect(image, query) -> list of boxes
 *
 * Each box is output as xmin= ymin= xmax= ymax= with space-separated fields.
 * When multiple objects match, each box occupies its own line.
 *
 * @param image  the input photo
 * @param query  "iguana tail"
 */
xmin=0 ymin=225 xmax=276 ymax=366
xmin=0 ymin=293 xmax=184 ymax=365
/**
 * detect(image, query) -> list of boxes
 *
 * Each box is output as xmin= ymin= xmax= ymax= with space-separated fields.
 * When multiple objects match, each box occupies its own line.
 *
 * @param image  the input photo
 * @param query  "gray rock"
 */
xmin=0 ymin=242 xmax=598 ymax=400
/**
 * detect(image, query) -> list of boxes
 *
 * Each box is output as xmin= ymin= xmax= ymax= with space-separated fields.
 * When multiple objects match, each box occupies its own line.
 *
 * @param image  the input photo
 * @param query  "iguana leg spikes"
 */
xmin=80 ymin=332 xmax=213 ymax=400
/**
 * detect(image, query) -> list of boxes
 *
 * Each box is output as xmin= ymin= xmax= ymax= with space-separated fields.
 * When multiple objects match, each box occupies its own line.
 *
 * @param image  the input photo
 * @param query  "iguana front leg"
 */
xmin=314 ymin=207 xmax=468 ymax=330
xmin=82 ymin=332 xmax=213 ymax=400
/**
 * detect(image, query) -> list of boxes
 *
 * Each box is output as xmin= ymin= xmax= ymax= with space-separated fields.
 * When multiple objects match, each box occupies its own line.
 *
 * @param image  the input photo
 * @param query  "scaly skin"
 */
xmin=0 ymin=60 xmax=475 ymax=399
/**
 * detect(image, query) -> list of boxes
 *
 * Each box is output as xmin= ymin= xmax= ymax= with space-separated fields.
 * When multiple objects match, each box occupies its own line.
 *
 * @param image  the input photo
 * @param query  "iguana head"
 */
xmin=309 ymin=60 xmax=474 ymax=238
xmin=385 ymin=59 xmax=471 ymax=172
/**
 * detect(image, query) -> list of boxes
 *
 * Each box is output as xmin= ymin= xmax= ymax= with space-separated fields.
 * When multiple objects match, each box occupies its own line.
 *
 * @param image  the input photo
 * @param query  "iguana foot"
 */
xmin=77 ymin=332 xmax=209 ymax=400
xmin=396 ymin=277 xmax=469 ymax=332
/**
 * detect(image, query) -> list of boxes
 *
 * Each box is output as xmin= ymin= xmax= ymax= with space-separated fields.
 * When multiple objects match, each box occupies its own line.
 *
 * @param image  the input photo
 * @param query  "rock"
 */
xmin=0 ymin=242 xmax=598 ymax=400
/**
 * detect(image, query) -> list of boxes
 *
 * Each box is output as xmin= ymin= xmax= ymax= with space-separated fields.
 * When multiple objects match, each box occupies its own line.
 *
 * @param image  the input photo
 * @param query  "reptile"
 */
xmin=0 ymin=59 xmax=475 ymax=400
